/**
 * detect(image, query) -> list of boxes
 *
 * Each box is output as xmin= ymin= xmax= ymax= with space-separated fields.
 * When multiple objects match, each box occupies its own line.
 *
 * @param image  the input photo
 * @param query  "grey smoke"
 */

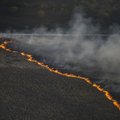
xmin=2 ymin=13 xmax=120 ymax=92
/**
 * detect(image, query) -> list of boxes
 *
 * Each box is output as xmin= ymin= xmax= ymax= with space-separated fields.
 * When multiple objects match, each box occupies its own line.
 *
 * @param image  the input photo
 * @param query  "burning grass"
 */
xmin=0 ymin=38 xmax=120 ymax=110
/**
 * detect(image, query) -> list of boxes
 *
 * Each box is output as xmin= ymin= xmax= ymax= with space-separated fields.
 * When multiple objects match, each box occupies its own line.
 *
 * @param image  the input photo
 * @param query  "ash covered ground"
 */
xmin=0 ymin=38 xmax=120 ymax=120
xmin=6 ymin=34 xmax=120 ymax=102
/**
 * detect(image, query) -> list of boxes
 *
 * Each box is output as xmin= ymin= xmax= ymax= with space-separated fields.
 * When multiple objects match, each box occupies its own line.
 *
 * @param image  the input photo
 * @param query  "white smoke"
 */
xmin=2 ymin=13 xmax=120 ymax=92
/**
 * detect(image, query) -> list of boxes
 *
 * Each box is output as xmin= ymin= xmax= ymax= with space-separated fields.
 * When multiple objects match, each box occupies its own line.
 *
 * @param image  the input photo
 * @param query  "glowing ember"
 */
xmin=0 ymin=39 xmax=120 ymax=110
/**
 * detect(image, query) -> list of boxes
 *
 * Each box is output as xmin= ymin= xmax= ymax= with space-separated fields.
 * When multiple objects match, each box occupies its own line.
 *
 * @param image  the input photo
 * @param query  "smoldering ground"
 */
xmin=2 ymin=13 xmax=120 ymax=93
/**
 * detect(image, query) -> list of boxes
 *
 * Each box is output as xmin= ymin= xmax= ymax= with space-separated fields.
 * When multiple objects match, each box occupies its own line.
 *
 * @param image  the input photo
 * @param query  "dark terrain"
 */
xmin=0 ymin=0 xmax=120 ymax=31
xmin=0 ymin=1 xmax=120 ymax=119
xmin=0 ymin=42 xmax=120 ymax=120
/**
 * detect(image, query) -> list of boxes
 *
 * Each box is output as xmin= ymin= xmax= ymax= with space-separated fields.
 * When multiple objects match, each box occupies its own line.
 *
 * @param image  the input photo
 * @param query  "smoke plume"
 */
xmin=3 ymin=13 xmax=120 ymax=92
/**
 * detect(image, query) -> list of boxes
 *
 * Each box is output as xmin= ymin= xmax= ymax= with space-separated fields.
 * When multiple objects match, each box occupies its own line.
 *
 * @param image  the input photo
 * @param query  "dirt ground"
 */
xmin=0 ymin=48 xmax=120 ymax=120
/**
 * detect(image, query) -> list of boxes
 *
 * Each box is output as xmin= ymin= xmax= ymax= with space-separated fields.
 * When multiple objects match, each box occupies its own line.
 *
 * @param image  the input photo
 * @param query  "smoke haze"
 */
xmin=2 ymin=13 xmax=120 ymax=92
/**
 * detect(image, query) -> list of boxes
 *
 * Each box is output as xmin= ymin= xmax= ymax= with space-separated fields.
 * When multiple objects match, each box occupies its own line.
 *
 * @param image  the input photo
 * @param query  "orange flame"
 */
xmin=0 ymin=41 xmax=12 ymax=52
xmin=0 ymin=40 xmax=120 ymax=110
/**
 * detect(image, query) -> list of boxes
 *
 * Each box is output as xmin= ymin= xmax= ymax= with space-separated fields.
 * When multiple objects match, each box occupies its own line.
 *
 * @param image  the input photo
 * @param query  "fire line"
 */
xmin=0 ymin=39 xmax=120 ymax=110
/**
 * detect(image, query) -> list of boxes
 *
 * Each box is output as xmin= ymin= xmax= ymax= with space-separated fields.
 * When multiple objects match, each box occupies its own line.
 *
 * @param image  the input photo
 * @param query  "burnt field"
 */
xmin=5 ymin=35 xmax=120 ymax=103
xmin=0 ymin=39 xmax=120 ymax=120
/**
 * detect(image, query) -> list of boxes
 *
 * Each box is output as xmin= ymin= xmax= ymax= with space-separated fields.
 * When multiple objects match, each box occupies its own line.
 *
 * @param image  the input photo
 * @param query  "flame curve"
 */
xmin=0 ymin=39 xmax=120 ymax=110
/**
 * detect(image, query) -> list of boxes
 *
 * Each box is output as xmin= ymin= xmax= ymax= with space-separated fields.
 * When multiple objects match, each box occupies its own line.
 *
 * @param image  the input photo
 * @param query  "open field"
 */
xmin=0 ymin=44 xmax=120 ymax=120
xmin=0 ymin=0 xmax=120 ymax=31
